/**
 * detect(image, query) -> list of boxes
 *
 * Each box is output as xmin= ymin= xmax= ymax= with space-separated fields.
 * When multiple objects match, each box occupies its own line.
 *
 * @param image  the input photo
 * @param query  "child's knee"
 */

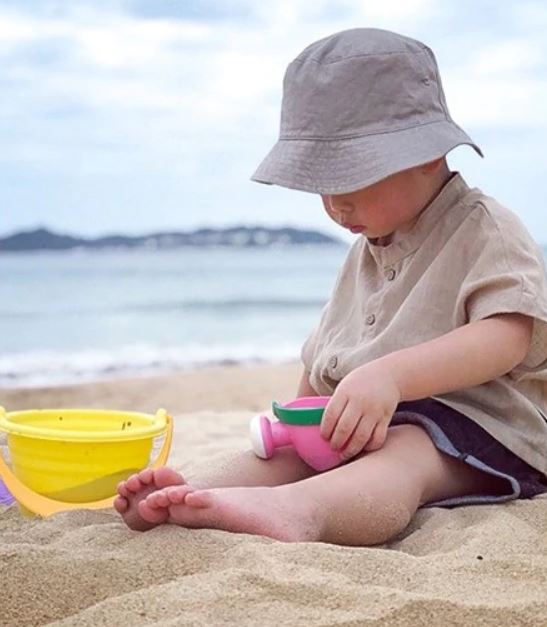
xmin=384 ymin=423 xmax=438 ymax=461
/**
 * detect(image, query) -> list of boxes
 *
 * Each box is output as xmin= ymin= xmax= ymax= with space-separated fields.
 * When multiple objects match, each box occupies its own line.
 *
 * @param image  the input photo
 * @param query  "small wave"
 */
xmin=0 ymin=342 xmax=301 ymax=388
xmin=0 ymin=298 xmax=326 ymax=319
xmin=127 ymin=298 xmax=326 ymax=312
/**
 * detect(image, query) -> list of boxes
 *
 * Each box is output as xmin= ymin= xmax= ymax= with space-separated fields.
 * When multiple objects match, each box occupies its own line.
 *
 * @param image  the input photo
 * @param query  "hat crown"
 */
xmin=296 ymin=27 xmax=425 ymax=61
xmin=281 ymin=28 xmax=449 ymax=140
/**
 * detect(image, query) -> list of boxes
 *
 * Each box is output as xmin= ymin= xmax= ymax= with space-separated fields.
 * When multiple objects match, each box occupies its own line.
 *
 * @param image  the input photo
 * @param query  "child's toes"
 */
xmin=116 ymin=481 xmax=130 ymax=498
xmin=146 ymin=490 xmax=171 ymax=509
xmin=153 ymin=467 xmax=186 ymax=489
xmin=113 ymin=495 xmax=128 ymax=513
xmin=165 ymin=485 xmax=193 ymax=505
xmin=137 ymin=468 xmax=154 ymax=484
xmin=126 ymin=473 xmax=143 ymax=492
xmin=137 ymin=499 xmax=169 ymax=524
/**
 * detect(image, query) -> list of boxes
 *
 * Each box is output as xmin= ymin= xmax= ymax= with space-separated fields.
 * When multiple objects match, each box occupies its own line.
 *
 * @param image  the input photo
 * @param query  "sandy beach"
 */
xmin=2 ymin=361 xmax=547 ymax=626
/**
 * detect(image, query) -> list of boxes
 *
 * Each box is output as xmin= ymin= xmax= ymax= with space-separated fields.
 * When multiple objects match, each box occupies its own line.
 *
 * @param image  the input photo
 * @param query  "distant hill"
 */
xmin=0 ymin=227 xmax=343 ymax=252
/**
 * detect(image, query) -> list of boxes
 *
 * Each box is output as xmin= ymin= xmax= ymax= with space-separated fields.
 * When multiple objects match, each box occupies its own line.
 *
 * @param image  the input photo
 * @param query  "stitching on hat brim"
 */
xmin=280 ymin=116 xmax=452 ymax=142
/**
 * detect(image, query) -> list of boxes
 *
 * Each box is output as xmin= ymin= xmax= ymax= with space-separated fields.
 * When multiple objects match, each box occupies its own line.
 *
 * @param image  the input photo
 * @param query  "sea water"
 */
xmin=0 ymin=245 xmax=348 ymax=387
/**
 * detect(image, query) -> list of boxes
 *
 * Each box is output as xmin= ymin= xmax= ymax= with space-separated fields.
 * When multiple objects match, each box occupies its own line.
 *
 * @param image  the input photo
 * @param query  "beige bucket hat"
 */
xmin=251 ymin=28 xmax=482 ymax=195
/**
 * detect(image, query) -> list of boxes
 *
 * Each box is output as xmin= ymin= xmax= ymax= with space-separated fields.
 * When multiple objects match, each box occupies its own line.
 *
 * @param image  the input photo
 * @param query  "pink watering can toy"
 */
xmin=250 ymin=396 xmax=345 ymax=472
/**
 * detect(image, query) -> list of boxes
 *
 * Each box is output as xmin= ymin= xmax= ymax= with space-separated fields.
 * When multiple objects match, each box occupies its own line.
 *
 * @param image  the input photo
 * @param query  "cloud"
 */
xmin=0 ymin=1 xmax=546 ymax=241
xmin=474 ymin=38 xmax=544 ymax=74
xmin=446 ymin=74 xmax=547 ymax=129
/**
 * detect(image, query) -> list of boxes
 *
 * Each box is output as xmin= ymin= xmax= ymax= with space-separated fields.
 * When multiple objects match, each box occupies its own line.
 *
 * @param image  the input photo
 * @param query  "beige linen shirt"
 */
xmin=302 ymin=173 xmax=547 ymax=474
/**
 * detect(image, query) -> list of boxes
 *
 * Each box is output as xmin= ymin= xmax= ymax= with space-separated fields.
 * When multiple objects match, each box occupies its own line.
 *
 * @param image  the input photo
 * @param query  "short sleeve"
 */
xmin=459 ymin=210 xmax=547 ymax=371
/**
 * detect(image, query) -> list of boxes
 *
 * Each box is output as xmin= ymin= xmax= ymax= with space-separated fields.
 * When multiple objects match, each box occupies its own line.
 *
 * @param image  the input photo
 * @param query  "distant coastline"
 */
xmin=0 ymin=227 xmax=343 ymax=252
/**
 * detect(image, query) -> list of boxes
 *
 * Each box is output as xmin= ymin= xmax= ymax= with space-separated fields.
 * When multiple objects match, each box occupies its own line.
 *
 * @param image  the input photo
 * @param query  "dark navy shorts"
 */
xmin=391 ymin=398 xmax=547 ymax=507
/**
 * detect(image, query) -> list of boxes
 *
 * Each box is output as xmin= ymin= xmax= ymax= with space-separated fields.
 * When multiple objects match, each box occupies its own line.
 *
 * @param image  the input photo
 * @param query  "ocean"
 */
xmin=0 ymin=245 xmax=348 ymax=388
xmin=1 ymin=244 xmax=546 ymax=389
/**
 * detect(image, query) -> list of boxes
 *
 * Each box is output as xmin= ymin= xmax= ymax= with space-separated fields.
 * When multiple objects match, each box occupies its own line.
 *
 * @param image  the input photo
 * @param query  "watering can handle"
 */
xmin=0 ymin=411 xmax=174 ymax=518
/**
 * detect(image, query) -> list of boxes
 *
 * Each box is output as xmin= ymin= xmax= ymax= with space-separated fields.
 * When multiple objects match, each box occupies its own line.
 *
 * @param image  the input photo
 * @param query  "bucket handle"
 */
xmin=0 ymin=408 xmax=173 ymax=518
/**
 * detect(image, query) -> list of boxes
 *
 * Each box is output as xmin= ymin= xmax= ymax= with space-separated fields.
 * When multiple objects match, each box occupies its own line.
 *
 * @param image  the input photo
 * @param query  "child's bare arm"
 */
xmin=321 ymin=313 xmax=533 ymax=459
xmin=379 ymin=312 xmax=534 ymax=401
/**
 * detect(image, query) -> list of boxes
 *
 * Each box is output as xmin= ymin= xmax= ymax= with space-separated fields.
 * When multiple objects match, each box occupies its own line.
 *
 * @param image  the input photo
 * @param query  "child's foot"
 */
xmin=144 ymin=484 xmax=323 ymax=542
xmin=114 ymin=467 xmax=186 ymax=531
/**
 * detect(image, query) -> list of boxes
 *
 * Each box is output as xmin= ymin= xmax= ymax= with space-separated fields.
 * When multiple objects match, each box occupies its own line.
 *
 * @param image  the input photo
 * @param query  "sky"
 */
xmin=1 ymin=0 xmax=547 ymax=244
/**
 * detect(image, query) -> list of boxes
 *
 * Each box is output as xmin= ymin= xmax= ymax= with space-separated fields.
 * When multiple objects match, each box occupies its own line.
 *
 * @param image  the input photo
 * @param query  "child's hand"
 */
xmin=320 ymin=363 xmax=401 ymax=460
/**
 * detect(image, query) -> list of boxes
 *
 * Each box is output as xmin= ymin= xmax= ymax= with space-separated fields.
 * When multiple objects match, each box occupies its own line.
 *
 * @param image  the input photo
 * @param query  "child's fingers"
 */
xmin=340 ymin=417 xmax=374 ymax=460
xmin=329 ymin=401 xmax=361 ymax=450
xmin=363 ymin=421 xmax=389 ymax=452
xmin=321 ymin=394 xmax=348 ymax=440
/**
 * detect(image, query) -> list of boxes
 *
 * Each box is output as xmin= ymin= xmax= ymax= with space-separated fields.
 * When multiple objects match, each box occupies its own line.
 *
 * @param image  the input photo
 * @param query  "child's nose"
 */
xmin=325 ymin=196 xmax=354 ymax=215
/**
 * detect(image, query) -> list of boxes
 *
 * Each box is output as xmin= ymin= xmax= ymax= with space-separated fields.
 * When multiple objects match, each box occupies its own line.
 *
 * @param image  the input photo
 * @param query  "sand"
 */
xmin=0 ymin=361 xmax=304 ymax=414
xmin=2 ymin=361 xmax=547 ymax=626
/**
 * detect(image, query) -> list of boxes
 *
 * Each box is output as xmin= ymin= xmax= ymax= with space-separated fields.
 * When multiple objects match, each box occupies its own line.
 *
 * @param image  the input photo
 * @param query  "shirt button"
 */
xmin=329 ymin=355 xmax=338 ymax=369
xmin=386 ymin=268 xmax=396 ymax=281
xmin=365 ymin=314 xmax=376 ymax=325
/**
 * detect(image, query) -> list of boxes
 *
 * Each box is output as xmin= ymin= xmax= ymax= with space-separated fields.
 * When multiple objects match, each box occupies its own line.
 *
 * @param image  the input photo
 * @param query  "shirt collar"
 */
xmin=365 ymin=172 xmax=471 ymax=267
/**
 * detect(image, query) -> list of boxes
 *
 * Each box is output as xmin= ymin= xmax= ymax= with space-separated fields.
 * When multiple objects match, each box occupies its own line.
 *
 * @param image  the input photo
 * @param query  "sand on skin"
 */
xmin=1 ymin=361 xmax=547 ymax=626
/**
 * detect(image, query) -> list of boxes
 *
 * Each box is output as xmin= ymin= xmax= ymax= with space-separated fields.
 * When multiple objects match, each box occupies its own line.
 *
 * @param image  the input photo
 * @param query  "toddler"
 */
xmin=115 ymin=28 xmax=547 ymax=546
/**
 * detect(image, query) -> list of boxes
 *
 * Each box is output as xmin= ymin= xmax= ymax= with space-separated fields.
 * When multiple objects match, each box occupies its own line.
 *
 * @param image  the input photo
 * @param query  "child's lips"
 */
xmin=346 ymin=224 xmax=365 ymax=233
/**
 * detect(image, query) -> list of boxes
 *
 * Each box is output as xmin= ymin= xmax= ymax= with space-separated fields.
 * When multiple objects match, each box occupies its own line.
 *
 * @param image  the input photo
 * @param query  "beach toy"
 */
xmin=0 ymin=406 xmax=173 ymax=517
xmin=250 ymin=396 xmax=345 ymax=471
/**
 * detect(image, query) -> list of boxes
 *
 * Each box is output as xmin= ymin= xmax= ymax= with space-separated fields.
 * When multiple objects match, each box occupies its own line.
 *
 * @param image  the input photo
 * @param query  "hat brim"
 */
xmin=251 ymin=120 xmax=483 ymax=195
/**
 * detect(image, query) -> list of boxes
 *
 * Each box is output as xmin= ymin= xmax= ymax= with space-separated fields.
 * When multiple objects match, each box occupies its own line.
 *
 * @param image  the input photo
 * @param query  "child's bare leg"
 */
xmin=182 ymin=448 xmax=317 ymax=489
xmin=114 ymin=447 xmax=316 ymax=530
xmin=143 ymin=424 xmax=508 ymax=545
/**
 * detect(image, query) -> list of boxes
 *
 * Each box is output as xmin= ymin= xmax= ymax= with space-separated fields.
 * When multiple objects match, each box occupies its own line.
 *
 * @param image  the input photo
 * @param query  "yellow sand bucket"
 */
xmin=0 ymin=406 xmax=173 ymax=518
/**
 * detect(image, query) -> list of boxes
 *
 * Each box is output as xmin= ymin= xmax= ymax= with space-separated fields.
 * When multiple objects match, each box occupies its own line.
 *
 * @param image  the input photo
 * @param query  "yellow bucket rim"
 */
xmin=0 ymin=407 xmax=168 ymax=442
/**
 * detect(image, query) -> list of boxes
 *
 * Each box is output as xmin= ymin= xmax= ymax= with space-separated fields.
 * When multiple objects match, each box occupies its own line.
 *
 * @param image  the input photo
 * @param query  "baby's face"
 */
xmin=321 ymin=163 xmax=442 ymax=242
